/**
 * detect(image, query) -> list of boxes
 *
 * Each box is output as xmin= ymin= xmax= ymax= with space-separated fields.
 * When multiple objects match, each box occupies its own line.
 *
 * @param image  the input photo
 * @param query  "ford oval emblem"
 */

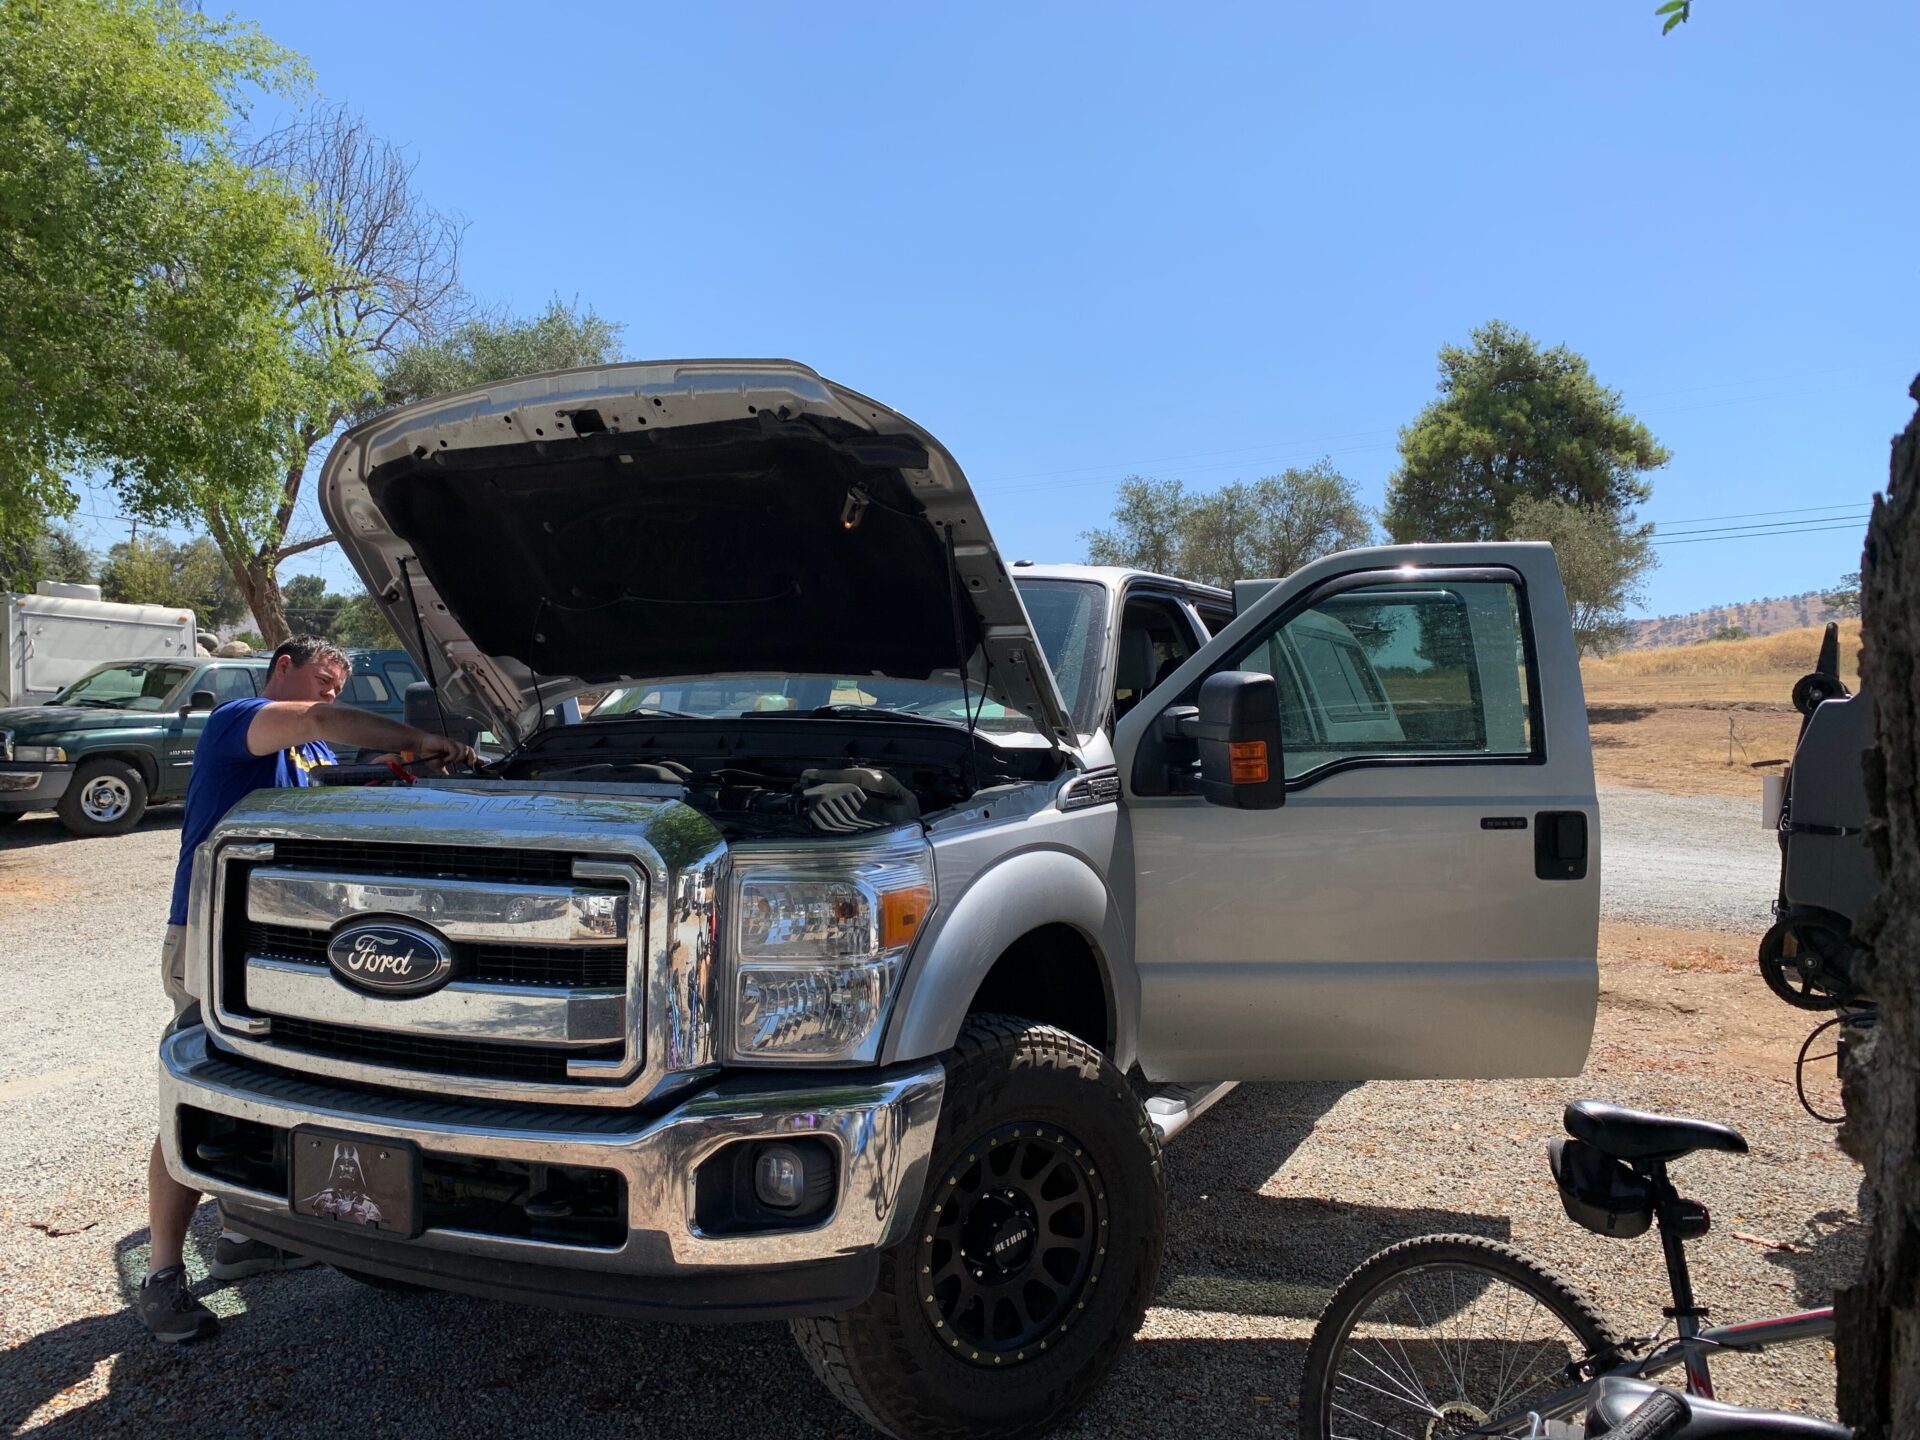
xmin=325 ymin=920 xmax=455 ymax=996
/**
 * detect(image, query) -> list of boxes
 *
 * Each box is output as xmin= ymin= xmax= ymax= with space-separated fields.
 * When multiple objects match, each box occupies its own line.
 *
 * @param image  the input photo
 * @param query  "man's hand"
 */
xmin=406 ymin=732 xmax=476 ymax=774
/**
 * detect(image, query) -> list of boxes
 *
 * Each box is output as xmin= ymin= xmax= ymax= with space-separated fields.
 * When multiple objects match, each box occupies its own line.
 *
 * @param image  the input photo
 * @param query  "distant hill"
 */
xmin=1627 ymin=591 xmax=1848 ymax=649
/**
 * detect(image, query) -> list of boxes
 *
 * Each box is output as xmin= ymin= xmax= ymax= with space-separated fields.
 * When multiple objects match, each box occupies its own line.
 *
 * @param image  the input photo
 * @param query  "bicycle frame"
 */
xmin=1479 ymin=1155 xmax=1836 ymax=1434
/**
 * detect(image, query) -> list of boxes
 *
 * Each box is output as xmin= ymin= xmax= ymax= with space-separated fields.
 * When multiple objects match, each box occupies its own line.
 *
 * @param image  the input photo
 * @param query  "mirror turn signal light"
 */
xmin=1228 ymin=740 xmax=1270 ymax=785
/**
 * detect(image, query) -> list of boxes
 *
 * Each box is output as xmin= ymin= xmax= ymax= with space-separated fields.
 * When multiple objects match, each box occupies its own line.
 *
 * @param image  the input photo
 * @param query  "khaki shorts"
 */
xmin=161 ymin=924 xmax=191 ymax=1020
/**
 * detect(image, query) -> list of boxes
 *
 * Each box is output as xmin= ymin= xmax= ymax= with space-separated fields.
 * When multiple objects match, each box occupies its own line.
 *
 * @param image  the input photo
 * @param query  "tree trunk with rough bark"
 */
xmin=240 ymin=556 xmax=291 ymax=647
xmin=1835 ymin=375 xmax=1920 ymax=1440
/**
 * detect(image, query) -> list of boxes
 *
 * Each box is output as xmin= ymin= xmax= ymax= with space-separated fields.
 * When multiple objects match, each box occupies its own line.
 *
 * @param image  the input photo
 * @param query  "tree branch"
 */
xmin=275 ymin=533 xmax=339 ymax=561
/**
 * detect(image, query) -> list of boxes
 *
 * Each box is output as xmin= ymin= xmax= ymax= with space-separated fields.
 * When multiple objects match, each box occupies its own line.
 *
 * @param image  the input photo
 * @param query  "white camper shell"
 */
xmin=2 ymin=584 xmax=198 ymax=707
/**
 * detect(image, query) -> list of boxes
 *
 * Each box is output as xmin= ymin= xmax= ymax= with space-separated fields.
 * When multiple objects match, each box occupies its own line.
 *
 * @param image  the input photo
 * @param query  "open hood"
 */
xmin=320 ymin=361 xmax=1072 ymax=746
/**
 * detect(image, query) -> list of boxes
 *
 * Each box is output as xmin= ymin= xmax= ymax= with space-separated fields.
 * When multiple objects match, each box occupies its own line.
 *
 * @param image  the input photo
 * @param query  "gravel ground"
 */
xmin=1600 ymin=786 xmax=1779 ymax=933
xmin=0 ymin=798 xmax=1857 ymax=1437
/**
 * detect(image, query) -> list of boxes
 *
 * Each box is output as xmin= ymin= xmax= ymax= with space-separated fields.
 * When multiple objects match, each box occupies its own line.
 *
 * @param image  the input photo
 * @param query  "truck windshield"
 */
xmin=588 ymin=579 xmax=1108 ymax=737
xmin=54 ymin=663 xmax=195 ymax=711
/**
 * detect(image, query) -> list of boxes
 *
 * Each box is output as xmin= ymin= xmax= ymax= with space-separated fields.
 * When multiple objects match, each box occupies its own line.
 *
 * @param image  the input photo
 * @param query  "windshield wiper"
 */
xmin=794 ymin=705 xmax=965 ymax=728
xmin=66 ymin=699 xmax=124 ymax=709
xmin=591 ymin=705 xmax=704 ymax=720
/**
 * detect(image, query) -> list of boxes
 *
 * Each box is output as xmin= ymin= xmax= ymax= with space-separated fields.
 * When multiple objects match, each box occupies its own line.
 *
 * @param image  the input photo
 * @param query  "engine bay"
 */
xmin=498 ymin=715 xmax=1059 ymax=839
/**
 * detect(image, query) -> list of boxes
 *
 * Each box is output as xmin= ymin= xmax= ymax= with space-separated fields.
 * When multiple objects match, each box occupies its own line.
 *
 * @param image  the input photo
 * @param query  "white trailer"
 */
xmin=1 ymin=583 xmax=198 ymax=706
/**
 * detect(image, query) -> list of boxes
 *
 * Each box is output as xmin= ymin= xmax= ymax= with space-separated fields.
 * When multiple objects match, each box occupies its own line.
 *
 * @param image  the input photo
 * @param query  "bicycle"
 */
xmin=1297 ymin=1100 xmax=1838 ymax=1439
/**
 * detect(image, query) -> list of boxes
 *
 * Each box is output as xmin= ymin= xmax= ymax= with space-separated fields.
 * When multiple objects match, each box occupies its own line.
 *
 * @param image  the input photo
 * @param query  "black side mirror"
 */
xmin=1185 ymin=671 xmax=1287 ymax=809
xmin=183 ymin=689 xmax=218 ymax=715
xmin=403 ymin=681 xmax=483 ymax=747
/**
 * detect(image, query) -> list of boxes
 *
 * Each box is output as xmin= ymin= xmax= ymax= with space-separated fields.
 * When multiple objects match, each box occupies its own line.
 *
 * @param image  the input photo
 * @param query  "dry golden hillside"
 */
xmin=1580 ymin=621 xmax=1861 ymax=796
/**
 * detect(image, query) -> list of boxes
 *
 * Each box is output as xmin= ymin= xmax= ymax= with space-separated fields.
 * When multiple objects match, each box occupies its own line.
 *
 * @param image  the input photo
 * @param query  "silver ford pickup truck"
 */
xmin=160 ymin=360 xmax=1599 ymax=1439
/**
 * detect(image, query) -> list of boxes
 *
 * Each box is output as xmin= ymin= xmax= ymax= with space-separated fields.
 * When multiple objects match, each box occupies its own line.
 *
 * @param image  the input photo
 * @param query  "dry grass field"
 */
xmin=1582 ymin=622 xmax=1863 ymax=797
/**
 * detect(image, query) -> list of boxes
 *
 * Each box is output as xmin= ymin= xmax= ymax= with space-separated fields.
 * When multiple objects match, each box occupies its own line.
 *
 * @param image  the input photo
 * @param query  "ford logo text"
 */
xmin=325 ymin=921 xmax=455 ymax=996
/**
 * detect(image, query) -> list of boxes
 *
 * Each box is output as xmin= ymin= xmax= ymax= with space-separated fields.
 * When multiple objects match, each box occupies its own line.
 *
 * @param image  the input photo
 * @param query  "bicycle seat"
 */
xmin=1586 ymin=1378 xmax=1848 ymax=1438
xmin=1564 ymin=1101 xmax=1748 ymax=1163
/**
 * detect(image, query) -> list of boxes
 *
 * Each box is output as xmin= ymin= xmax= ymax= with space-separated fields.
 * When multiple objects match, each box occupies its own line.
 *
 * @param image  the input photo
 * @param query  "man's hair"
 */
xmin=270 ymin=635 xmax=350 ymax=676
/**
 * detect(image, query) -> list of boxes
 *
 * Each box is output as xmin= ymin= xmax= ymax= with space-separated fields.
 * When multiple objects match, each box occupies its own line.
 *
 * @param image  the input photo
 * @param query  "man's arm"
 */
xmin=245 ymin=702 xmax=472 ymax=770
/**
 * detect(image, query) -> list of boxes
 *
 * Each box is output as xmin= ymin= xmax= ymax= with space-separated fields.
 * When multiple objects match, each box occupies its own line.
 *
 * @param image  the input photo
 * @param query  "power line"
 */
xmin=1654 ymin=513 xmax=1869 ymax=539
xmin=1645 ymin=501 xmax=1869 ymax=526
xmin=1651 ymin=519 xmax=1868 ymax=547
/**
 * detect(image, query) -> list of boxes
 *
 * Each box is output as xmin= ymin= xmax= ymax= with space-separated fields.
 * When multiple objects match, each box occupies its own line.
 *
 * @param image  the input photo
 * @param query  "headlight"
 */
xmin=730 ymin=829 xmax=934 ymax=1064
xmin=12 ymin=744 xmax=66 ymax=762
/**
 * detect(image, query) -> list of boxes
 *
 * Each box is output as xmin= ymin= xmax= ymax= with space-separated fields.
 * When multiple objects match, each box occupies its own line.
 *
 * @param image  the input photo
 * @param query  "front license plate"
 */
xmin=290 ymin=1127 xmax=421 ymax=1237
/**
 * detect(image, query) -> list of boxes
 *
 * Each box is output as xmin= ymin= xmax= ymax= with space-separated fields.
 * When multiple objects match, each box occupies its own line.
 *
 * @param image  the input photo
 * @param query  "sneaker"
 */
xmin=210 ymin=1233 xmax=320 ymax=1281
xmin=137 ymin=1266 xmax=219 ymax=1343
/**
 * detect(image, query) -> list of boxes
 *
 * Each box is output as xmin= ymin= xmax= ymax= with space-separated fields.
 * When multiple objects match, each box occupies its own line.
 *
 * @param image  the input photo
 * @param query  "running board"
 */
xmin=1142 ymin=1081 xmax=1239 ymax=1143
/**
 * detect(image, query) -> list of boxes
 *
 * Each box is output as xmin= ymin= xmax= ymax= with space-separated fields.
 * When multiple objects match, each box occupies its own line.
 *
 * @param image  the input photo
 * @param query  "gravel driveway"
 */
xmin=1601 ymin=786 xmax=1778 ymax=933
xmin=0 ymin=806 xmax=1854 ymax=1436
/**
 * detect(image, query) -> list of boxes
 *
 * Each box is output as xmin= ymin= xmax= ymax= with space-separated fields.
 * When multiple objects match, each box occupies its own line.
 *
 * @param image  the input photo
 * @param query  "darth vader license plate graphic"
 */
xmin=290 ymin=1128 xmax=421 ymax=1236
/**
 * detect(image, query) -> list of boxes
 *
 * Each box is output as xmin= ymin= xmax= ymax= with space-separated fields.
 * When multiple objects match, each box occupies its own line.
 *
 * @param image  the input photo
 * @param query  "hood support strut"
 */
xmin=943 ymin=523 xmax=982 ymax=795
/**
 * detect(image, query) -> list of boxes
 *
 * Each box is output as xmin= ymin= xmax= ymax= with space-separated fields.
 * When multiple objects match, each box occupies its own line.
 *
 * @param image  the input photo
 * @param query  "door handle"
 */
xmin=1533 ymin=811 xmax=1588 ymax=880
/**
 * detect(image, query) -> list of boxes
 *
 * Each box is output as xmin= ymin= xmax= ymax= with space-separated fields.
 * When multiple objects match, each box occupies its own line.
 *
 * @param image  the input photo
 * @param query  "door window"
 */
xmin=342 ymin=673 xmax=392 ymax=706
xmin=383 ymin=658 xmax=423 ymax=693
xmin=1114 ymin=595 xmax=1203 ymax=722
xmin=1225 ymin=578 xmax=1537 ymax=781
xmin=203 ymin=667 xmax=258 ymax=705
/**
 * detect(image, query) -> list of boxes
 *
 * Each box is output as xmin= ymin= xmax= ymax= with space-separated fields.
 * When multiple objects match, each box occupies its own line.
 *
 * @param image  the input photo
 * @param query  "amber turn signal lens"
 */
xmin=1228 ymin=741 xmax=1269 ymax=784
xmin=881 ymin=885 xmax=933 ymax=948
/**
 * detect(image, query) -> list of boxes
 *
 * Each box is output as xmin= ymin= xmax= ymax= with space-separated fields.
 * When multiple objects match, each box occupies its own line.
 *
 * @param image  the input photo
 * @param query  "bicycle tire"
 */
xmin=1299 ymin=1234 xmax=1623 ymax=1440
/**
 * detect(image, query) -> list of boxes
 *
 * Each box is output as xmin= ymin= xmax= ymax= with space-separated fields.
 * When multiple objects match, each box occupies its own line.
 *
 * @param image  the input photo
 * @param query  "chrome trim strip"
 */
xmin=244 ymin=957 xmax=625 ymax=1046
xmin=210 ymin=841 xmax=275 ymax=1037
xmin=248 ymin=868 xmax=629 ymax=946
xmin=161 ymin=1025 xmax=944 ymax=1271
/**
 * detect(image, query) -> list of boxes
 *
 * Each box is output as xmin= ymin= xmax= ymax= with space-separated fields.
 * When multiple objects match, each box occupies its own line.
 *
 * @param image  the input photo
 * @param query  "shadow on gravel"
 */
xmin=1760 ymin=1206 xmax=1868 ymax=1310
xmin=0 ymin=811 xmax=182 ymax=852
xmin=1 ymin=1084 xmax=1498 ymax=1438
xmin=1150 ymin=1082 xmax=1511 ymax=1319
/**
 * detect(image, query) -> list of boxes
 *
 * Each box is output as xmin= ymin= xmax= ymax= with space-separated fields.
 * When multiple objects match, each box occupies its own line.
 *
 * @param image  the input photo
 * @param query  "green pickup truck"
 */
xmin=0 ymin=648 xmax=421 ymax=837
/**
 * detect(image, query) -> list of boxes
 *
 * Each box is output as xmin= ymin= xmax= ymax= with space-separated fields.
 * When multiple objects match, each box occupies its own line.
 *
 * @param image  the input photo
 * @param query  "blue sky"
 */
xmin=72 ymin=1 xmax=1918 ymax=620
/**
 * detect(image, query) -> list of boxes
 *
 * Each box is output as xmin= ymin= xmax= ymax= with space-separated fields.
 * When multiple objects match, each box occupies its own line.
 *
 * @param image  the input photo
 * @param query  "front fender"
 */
xmin=881 ymin=846 xmax=1137 ymax=1069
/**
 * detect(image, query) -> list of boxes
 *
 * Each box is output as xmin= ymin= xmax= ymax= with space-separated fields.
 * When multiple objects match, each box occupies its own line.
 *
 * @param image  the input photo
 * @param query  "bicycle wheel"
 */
xmin=1300 ymin=1234 xmax=1622 ymax=1440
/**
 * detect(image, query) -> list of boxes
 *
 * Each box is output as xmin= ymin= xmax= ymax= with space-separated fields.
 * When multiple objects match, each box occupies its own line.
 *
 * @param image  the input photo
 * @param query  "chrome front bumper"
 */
xmin=160 ymin=1026 xmax=944 ymax=1314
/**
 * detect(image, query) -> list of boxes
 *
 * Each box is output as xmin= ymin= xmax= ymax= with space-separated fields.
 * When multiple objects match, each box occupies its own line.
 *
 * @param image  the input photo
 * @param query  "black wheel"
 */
xmin=1758 ymin=919 xmax=1855 ymax=1011
xmin=1299 ymin=1234 xmax=1621 ymax=1440
xmin=332 ymin=1266 xmax=429 ymax=1295
xmin=0 ymin=811 xmax=22 ymax=827
xmin=791 ymin=1015 xmax=1165 ymax=1440
xmin=56 ymin=758 xmax=148 ymax=836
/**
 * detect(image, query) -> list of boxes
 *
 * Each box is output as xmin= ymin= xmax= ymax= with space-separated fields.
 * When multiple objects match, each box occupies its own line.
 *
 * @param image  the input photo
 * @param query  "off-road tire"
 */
xmin=1299 ymin=1234 xmax=1622 ymax=1440
xmin=57 ymin=757 xmax=148 ymax=836
xmin=790 ymin=1015 xmax=1165 ymax=1440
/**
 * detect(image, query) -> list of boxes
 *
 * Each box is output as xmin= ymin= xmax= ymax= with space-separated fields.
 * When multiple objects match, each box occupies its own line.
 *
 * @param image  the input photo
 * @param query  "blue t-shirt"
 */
xmin=168 ymin=698 xmax=336 ymax=925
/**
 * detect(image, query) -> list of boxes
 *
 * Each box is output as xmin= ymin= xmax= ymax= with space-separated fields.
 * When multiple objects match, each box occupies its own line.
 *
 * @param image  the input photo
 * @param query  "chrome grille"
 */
xmin=212 ymin=844 xmax=646 ymax=1094
xmin=236 ymin=922 xmax=627 ymax=988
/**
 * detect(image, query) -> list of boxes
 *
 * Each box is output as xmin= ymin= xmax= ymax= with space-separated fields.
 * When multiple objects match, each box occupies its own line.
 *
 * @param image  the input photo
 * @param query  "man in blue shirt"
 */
xmin=138 ymin=636 xmax=471 ymax=1342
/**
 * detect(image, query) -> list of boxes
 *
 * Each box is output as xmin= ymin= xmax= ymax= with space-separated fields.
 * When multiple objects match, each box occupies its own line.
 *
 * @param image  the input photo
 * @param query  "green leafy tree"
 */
xmin=114 ymin=105 xmax=466 ymax=646
xmin=330 ymin=594 xmax=401 ymax=649
xmin=1083 ymin=477 xmax=1194 ymax=576
xmin=0 ymin=0 xmax=322 ymax=558
xmin=365 ymin=301 xmax=624 ymax=418
xmin=1178 ymin=461 xmax=1374 ymax=588
xmin=281 ymin=572 xmax=347 ymax=638
xmin=1 ymin=527 xmax=94 ymax=593
xmin=1084 ymin=463 xmax=1372 ymax=587
xmin=1384 ymin=321 xmax=1669 ymax=544
xmin=98 ymin=535 xmax=247 ymax=627
xmin=1505 ymin=495 xmax=1657 ymax=655
xmin=1824 ymin=571 xmax=1863 ymax=618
